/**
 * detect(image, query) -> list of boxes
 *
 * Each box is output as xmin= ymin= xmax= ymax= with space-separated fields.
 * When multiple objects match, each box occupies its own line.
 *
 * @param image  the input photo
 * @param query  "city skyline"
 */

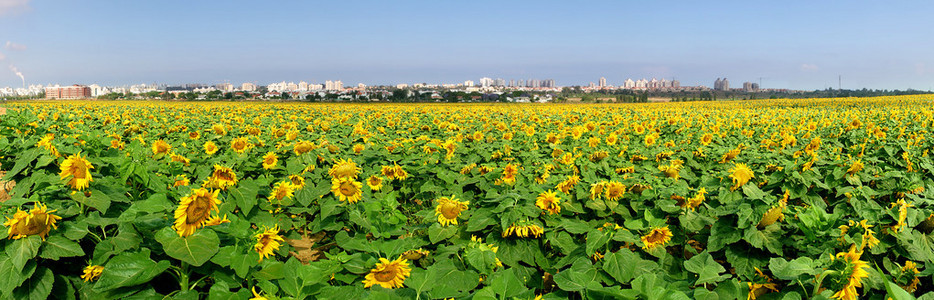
xmin=1 ymin=1 xmax=933 ymax=91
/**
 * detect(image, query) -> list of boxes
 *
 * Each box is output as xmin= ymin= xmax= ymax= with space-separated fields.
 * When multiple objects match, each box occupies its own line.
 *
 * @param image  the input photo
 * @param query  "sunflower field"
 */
xmin=1 ymin=96 xmax=934 ymax=299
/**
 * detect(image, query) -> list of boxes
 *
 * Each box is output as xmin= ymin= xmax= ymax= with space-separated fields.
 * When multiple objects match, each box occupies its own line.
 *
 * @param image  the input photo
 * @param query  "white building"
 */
xmin=623 ymin=78 xmax=635 ymax=89
xmin=241 ymin=82 xmax=256 ymax=92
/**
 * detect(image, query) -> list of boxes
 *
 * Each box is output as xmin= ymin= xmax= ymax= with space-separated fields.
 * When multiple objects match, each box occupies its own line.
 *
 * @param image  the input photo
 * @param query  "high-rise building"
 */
xmin=46 ymin=85 xmax=91 ymax=99
xmin=464 ymin=80 xmax=474 ymax=87
xmin=743 ymin=82 xmax=760 ymax=92
xmin=598 ymin=77 xmax=606 ymax=87
xmin=479 ymin=77 xmax=493 ymax=87
xmin=494 ymin=78 xmax=506 ymax=87
xmin=623 ymin=79 xmax=635 ymax=89
xmin=241 ymin=82 xmax=256 ymax=92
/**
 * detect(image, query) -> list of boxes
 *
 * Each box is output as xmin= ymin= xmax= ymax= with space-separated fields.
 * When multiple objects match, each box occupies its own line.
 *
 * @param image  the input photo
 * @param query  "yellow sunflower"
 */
xmin=288 ymin=174 xmax=305 ymax=189
xmin=293 ymin=140 xmax=314 ymax=155
xmin=268 ymin=181 xmax=295 ymax=204
xmin=501 ymin=163 xmax=519 ymax=184
xmin=60 ymin=152 xmax=94 ymax=191
xmin=435 ymin=195 xmax=469 ymax=226
xmin=846 ymin=159 xmax=863 ymax=175
xmin=231 ymin=137 xmax=251 ymax=154
xmin=728 ymin=163 xmax=754 ymax=191
xmin=353 ymin=143 xmax=365 ymax=154
xmin=152 ymin=139 xmax=172 ymax=156
xmin=502 ymin=224 xmax=544 ymax=238
xmin=206 ymin=165 xmax=238 ymax=190
xmin=254 ymin=225 xmax=284 ymax=262
xmin=188 ymin=131 xmax=200 ymax=140
xmin=329 ymin=158 xmax=360 ymax=180
xmin=173 ymin=174 xmax=190 ymax=188
xmin=363 ymin=257 xmax=411 ymax=289
xmin=331 ymin=177 xmax=363 ymax=204
xmin=604 ymin=181 xmax=627 ymax=201
xmin=829 ymin=247 xmax=870 ymax=300
xmin=81 ymin=265 xmax=104 ymax=282
xmin=391 ymin=164 xmax=408 ymax=180
xmin=204 ymin=141 xmax=219 ymax=155
xmin=172 ymin=188 xmax=221 ymax=237
xmin=4 ymin=202 xmax=61 ymax=240
xmin=203 ymin=214 xmax=231 ymax=227
xmin=641 ymin=226 xmax=673 ymax=250
xmin=535 ymin=190 xmax=561 ymax=215
xmin=262 ymin=152 xmax=278 ymax=170
xmin=250 ymin=287 xmax=268 ymax=300
xmin=401 ymin=249 xmax=430 ymax=260
xmin=366 ymin=175 xmax=383 ymax=191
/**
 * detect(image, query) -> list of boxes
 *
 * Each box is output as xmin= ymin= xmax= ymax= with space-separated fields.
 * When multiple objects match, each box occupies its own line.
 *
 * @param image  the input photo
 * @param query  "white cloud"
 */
xmin=0 ymin=51 xmax=5 ymax=61
xmin=4 ymin=41 xmax=25 ymax=51
xmin=0 ymin=0 xmax=30 ymax=16
xmin=800 ymin=64 xmax=819 ymax=72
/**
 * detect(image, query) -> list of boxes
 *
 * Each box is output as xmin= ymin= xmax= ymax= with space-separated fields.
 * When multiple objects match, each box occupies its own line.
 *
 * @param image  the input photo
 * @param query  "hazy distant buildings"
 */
xmin=241 ymin=82 xmax=256 ymax=92
xmin=743 ymin=82 xmax=760 ymax=92
xmin=464 ymin=80 xmax=474 ymax=87
xmin=598 ymin=77 xmax=606 ymax=87
xmin=325 ymin=80 xmax=343 ymax=91
xmin=46 ymin=85 xmax=91 ymax=99
xmin=714 ymin=78 xmax=730 ymax=91
xmin=621 ymin=78 xmax=678 ymax=90
xmin=623 ymin=78 xmax=635 ymax=89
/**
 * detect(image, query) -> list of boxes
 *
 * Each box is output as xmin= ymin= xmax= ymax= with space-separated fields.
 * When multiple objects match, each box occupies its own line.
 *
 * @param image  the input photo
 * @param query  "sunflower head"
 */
xmin=204 ymin=141 xmax=219 ymax=155
xmin=60 ymin=152 xmax=94 ymax=191
xmin=329 ymin=158 xmax=360 ymax=180
xmin=366 ymin=175 xmax=383 ymax=191
xmin=641 ymin=226 xmax=673 ymax=250
xmin=268 ymin=181 xmax=295 ymax=204
xmin=206 ymin=165 xmax=238 ymax=190
xmin=4 ymin=202 xmax=61 ymax=240
xmin=846 ymin=159 xmax=863 ymax=175
xmin=254 ymin=225 xmax=284 ymax=262
xmin=81 ymin=265 xmax=104 ymax=282
xmin=604 ymin=181 xmax=627 ymax=201
xmin=231 ymin=137 xmax=251 ymax=154
xmin=535 ymin=190 xmax=561 ymax=215
xmin=331 ymin=177 xmax=363 ymax=204
xmin=729 ymin=163 xmax=754 ymax=191
xmin=435 ymin=195 xmax=469 ymax=226
xmin=826 ymin=246 xmax=870 ymax=300
xmin=172 ymin=188 xmax=221 ymax=237
xmin=262 ymin=152 xmax=278 ymax=170
xmin=363 ymin=257 xmax=412 ymax=289
xmin=288 ymin=174 xmax=306 ymax=189
xmin=401 ymin=249 xmax=430 ymax=260
xmin=293 ymin=140 xmax=315 ymax=155
xmin=152 ymin=139 xmax=172 ymax=156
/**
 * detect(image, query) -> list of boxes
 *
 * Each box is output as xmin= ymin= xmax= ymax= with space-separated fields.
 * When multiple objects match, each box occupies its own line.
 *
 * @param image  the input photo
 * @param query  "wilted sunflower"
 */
xmin=435 ymin=195 xmax=469 ymax=226
xmin=268 ymin=181 xmax=295 ymax=204
xmin=206 ymin=165 xmax=238 ymax=190
xmin=747 ymin=268 xmax=778 ymax=300
xmin=680 ymin=188 xmax=707 ymax=210
xmin=555 ymin=175 xmax=579 ymax=194
xmin=152 ymin=139 xmax=172 ymax=156
xmin=254 ymin=225 xmax=284 ymax=262
xmin=262 ymin=152 xmax=278 ymax=170
xmin=502 ymin=223 xmax=544 ymax=238
xmin=401 ymin=249 xmax=430 ymax=260
xmin=391 ymin=164 xmax=408 ymax=180
xmin=172 ymin=188 xmax=221 ymax=237
xmin=363 ymin=257 xmax=412 ymax=289
xmin=641 ymin=226 xmax=673 ymax=250
xmin=501 ymin=163 xmax=519 ymax=184
xmin=231 ymin=137 xmax=251 ymax=154
xmin=728 ymin=163 xmax=754 ymax=191
xmin=60 ymin=152 xmax=94 ymax=191
xmin=293 ymin=140 xmax=314 ymax=155
xmin=81 ymin=265 xmax=104 ymax=282
xmin=366 ymin=175 xmax=383 ymax=191
xmin=203 ymin=141 xmax=219 ymax=155
xmin=329 ymin=158 xmax=360 ymax=180
xmin=897 ymin=261 xmax=921 ymax=293
xmin=4 ymin=202 xmax=61 ymax=240
xmin=173 ymin=174 xmax=190 ymax=188
xmin=536 ymin=190 xmax=561 ymax=215
xmin=331 ymin=177 xmax=363 ymax=204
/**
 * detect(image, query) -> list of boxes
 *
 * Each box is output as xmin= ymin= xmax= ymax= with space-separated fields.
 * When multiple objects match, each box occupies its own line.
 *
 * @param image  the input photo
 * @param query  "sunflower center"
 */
xmin=374 ymin=267 xmax=398 ymax=282
xmin=20 ymin=213 xmax=49 ymax=235
xmin=440 ymin=202 xmax=461 ymax=219
xmin=186 ymin=196 xmax=212 ymax=225
xmin=339 ymin=182 xmax=358 ymax=196
xmin=215 ymin=171 xmax=233 ymax=182
xmin=646 ymin=231 xmax=666 ymax=243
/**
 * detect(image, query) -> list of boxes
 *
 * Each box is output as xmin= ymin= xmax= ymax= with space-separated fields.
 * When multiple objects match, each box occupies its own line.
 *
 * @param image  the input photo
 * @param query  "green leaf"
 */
xmin=155 ymin=227 xmax=220 ymax=267
xmin=465 ymin=246 xmax=497 ymax=275
xmin=603 ymin=248 xmax=658 ymax=284
xmin=884 ymin=277 xmax=916 ymax=300
xmin=6 ymin=148 xmax=40 ymax=179
xmin=403 ymin=268 xmax=434 ymax=298
xmin=684 ymin=251 xmax=729 ymax=285
xmin=0 ymin=254 xmax=36 ymax=296
xmin=426 ymin=261 xmax=479 ymax=299
xmin=768 ymin=257 xmax=818 ymax=281
xmin=742 ymin=184 xmax=767 ymax=200
xmin=229 ymin=179 xmax=260 ymax=215
xmin=428 ymin=223 xmax=458 ymax=244
xmin=93 ymin=249 xmax=170 ymax=292
xmin=254 ymin=261 xmax=285 ymax=281
xmin=743 ymin=224 xmax=783 ymax=256
xmin=12 ymin=267 xmax=54 ymax=300
xmin=488 ymin=268 xmax=528 ymax=297
xmin=39 ymin=235 xmax=85 ymax=260
xmin=586 ymin=230 xmax=612 ymax=256
xmin=6 ymin=235 xmax=42 ymax=271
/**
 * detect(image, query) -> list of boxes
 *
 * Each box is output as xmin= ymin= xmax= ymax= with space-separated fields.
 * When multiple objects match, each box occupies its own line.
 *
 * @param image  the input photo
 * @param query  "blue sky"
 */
xmin=1 ymin=0 xmax=932 ymax=90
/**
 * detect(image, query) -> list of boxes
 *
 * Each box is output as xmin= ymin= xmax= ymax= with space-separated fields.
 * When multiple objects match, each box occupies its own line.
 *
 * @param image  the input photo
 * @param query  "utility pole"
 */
xmin=838 ymin=75 xmax=842 ymax=90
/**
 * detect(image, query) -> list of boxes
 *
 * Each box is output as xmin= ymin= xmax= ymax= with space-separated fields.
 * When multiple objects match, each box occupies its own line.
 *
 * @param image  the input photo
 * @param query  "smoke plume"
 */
xmin=8 ymin=65 xmax=25 ymax=87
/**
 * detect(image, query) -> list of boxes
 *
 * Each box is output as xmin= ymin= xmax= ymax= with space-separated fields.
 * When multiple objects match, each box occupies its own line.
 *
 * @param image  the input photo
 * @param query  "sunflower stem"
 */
xmin=179 ymin=262 xmax=190 ymax=291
